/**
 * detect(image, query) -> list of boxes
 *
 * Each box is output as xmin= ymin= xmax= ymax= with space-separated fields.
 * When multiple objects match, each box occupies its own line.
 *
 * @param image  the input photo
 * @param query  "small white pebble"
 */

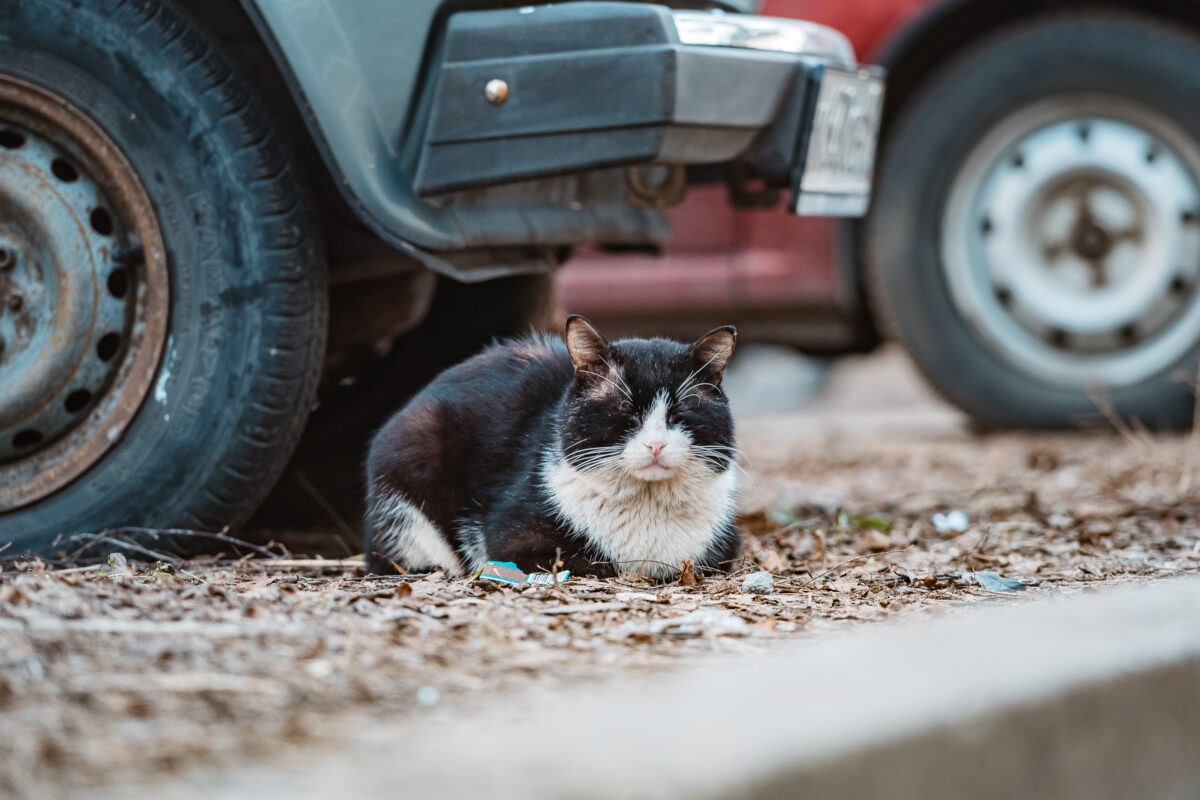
xmin=742 ymin=571 xmax=774 ymax=595
xmin=932 ymin=510 xmax=969 ymax=533
xmin=305 ymin=659 xmax=335 ymax=679
xmin=1047 ymin=513 xmax=1073 ymax=530
xmin=416 ymin=686 xmax=440 ymax=706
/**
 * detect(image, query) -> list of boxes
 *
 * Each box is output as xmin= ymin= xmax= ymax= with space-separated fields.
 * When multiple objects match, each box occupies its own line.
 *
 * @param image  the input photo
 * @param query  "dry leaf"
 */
xmin=812 ymin=529 xmax=827 ymax=562
xmin=862 ymin=530 xmax=891 ymax=552
xmin=758 ymin=549 xmax=786 ymax=573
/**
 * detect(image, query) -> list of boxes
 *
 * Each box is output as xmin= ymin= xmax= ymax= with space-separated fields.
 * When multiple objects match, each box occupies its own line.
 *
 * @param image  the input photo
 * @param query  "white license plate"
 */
xmin=794 ymin=67 xmax=885 ymax=216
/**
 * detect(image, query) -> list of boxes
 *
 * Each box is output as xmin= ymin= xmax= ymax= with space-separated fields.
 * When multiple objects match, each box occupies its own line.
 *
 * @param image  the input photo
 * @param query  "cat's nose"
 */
xmin=645 ymin=441 xmax=666 ymax=459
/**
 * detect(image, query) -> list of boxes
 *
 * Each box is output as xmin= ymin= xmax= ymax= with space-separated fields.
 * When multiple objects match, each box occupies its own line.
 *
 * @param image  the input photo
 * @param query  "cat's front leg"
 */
xmin=486 ymin=524 xmax=616 ymax=579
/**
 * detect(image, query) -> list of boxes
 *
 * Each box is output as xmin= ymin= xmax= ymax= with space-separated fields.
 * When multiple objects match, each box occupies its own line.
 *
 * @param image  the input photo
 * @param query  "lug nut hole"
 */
xmin=106 ymin=268 xmax=128 ymax=299
xmin=0 ymin=129 xmax=25 ymax=148
xmin=51 ymin=158 xmax=79 ymax=182
xmin=97 ymin=332 xmax=121 ymax=361
xmin=64 ymin=389 xmax=93 ymax=414
xmin=13 ymin=430 xmax=43 ymax=449
xmin=90 ymin=207 xmax=114 ymax=236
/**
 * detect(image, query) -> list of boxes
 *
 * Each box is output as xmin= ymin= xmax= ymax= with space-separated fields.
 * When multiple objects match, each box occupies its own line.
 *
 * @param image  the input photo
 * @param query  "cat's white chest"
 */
xmin=543 ymin=458 xmax=737 ymax=578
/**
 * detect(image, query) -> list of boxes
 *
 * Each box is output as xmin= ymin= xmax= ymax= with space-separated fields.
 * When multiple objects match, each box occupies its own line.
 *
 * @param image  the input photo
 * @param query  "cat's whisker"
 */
xmin=570 ymin=455 xmax=623 ymax=466
xmin=565 ymin=442 xmax=624 ymax=456
xmin=571 ymin=457 xmax=622 ymax=469
xmin=568 ymin=446 xmax=627 ymax=473
xmin=579 ymin=369 xmax=633 ymax=402
xmin=568 ymin=451 xmax=624 ymax=463
xmin=679 ymin=383 xmax=723 ymax=407
xmin=688 ymin=445 xmax=753 ymax=483
xmin=691 ymin=444 xmax=742 ymax=456
xmin=592 ymin=357 xmax=633 ymax=402
xmin=573 ymin=443 xmax=628 ymax=455
xmin=727 ymin=461 xmax=754 ymax=484
xmin=574 ymin=461 xmax=624 ymax=475
xmin=570 ymin=449 xmax=623 ymax=462
xmin=592 ymin=357 xmax=635 ymax=401
xmin=675 ymin=354 xmax=720 ymax=399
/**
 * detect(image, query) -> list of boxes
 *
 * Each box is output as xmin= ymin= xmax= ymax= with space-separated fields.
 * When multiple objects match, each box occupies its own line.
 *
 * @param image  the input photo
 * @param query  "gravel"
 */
xmin=741 ymin=571 xmax=775 ymax=594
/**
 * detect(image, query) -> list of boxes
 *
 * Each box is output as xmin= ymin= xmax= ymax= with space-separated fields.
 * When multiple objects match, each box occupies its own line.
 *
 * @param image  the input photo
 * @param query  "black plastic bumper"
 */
xmin=415 ymin=3 xmax=830 ymax=197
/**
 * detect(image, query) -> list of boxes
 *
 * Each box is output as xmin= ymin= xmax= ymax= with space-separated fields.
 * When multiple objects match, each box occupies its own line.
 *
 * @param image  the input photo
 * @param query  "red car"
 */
xmin=561 ymin=0 xmax=1200 ymax=430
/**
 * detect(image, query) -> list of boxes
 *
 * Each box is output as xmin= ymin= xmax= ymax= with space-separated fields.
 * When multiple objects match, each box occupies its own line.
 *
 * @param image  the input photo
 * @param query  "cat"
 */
xmin=363 ymin=315 xmax=741 ymax=579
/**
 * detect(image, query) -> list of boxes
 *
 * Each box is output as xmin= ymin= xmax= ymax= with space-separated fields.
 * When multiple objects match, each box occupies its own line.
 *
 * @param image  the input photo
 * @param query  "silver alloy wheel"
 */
xmin=941 ymin=96 xmax=1200 ymax=388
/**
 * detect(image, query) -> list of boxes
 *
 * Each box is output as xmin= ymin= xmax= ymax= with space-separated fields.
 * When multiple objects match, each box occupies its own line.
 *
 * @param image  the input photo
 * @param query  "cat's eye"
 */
xmin=669 ymin=397 xmax=698 ymax=423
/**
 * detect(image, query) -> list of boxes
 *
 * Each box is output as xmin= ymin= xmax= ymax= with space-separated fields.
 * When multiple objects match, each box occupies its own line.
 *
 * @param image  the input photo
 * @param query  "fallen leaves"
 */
xmin=5 ymin=424 xmax=1200 ymax=797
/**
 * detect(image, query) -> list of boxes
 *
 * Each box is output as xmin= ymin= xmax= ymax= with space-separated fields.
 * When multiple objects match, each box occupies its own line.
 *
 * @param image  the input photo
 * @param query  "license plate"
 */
xmin=793 ymin=67 xmax=885 ymax=217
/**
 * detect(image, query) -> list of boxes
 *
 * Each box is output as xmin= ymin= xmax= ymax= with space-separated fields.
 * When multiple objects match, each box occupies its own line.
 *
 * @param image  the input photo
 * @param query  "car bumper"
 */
xmin=415 ymin=4 xmax=883 ymax=217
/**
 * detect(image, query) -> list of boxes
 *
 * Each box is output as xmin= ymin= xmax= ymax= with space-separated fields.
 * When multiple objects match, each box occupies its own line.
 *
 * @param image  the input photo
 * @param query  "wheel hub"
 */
xmin=942 ymin=99 xmax=1200 ymax=387
xmin=0 ymin=75 xmax=168 ymax=511
xmin=1074 ymin=223 xmax=1112 ymax=263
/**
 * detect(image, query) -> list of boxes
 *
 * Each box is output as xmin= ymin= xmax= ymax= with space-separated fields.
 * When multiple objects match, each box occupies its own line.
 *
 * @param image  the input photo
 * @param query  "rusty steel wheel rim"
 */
xmin=0 ymin=74 xmax=169 ymax=511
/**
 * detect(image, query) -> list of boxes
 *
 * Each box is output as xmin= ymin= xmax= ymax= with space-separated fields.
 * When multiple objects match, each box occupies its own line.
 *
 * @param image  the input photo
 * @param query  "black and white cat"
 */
xmin=363 ymin=316 xmax=741 ymax=579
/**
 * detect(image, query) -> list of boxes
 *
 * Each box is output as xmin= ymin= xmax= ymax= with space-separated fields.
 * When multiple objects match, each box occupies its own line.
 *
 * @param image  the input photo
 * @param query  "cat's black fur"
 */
xmin=364 ymin=316 xmax=740 ymax=578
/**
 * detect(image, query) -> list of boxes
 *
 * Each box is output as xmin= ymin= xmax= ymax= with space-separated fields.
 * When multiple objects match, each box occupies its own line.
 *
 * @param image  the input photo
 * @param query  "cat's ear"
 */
xmin=565 ymin=315 xmax=611 ymax=374
xmin=691 ymin=325 xmax=737 ymax=382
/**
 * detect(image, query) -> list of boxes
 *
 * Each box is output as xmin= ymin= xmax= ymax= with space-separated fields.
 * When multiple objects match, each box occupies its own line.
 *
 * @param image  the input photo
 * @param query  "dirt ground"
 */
xmin=3 ymin=348 xmax=1200 ymax=798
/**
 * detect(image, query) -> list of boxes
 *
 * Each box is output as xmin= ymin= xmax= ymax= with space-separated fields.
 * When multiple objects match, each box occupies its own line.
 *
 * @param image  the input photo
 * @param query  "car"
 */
xmin=0 ymin=0 xmax=883 ymax=552
xmin=561 ymin=0 xmax=1200 ymax=431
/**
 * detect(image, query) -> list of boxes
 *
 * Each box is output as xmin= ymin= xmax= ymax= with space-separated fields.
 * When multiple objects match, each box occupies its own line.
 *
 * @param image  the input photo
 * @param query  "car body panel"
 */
xmin=240 ymin=0 xmax=452 ymax=253
xmin=240 ymin=0 xmax=873 ymax=281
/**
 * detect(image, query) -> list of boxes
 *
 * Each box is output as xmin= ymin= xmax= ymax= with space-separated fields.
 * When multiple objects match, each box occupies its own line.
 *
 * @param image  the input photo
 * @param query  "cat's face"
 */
xmin=560 ymin=316 xmax=736 ymax=482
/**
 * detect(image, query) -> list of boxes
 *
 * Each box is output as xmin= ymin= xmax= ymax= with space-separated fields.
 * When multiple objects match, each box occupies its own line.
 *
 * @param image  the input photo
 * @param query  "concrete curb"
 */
xmin=147 ymin=577 xmax=1200 ymax=800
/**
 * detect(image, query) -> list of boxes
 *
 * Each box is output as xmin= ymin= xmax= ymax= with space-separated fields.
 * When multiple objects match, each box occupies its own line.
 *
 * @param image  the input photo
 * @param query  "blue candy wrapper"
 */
xmin=478 ymin=560 xmax=570 ymax=586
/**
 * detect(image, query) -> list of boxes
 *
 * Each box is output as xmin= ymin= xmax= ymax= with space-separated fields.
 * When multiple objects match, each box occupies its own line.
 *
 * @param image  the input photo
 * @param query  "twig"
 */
xmin=65 ymin=527 xmax=283 ymax=564
xmin=798 ymin=545 xmax=914 ymax=588
xmin=66 ymin=533 xmax=180 ymax=567
xmin=48 ymin=564 xmax=106 ymax=576
xmin=1089 ymin=388 xmax=1154 ymax=450
xmin=239 ymin=558 xmax=363 ymax=571
xmin=961 ymin=525 xmax=993 ymax=567
xmin=293 ymin=469 xmax=357 ymax=556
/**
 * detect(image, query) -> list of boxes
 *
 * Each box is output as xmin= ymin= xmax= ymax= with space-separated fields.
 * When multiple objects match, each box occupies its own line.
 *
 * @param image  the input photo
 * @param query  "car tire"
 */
xmin=867 ymin=13 xmax=1200 ymax=429
xmin=0 ymin=0 xmax=326 ymax=554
